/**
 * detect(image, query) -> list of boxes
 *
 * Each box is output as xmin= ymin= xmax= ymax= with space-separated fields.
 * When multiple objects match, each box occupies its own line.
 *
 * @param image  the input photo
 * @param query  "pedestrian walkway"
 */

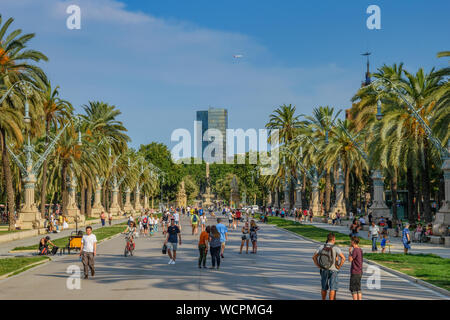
xmin=282 ymin=215 xmax=450 ymax=259
xmin=0 ymin=213 xmax=446 ymax=299
xmin=0 ymin=218 xmax=127 ymax=257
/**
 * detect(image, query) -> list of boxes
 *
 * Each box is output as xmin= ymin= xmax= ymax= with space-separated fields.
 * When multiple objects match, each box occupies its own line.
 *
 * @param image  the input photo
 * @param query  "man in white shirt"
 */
xmin=79 ymin=226 xmax=97 ymax=279
xmin=368 ymin=222 xmax=380 ymax=252
xmin=359 ymin=216 xmax=366 ymax=226
xmin=173 ymin=211 xmax=180 ymax=230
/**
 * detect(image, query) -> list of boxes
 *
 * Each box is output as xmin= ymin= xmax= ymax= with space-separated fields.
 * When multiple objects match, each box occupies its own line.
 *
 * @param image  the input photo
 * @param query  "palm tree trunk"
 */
xmin=61 ymin=160 xmax=68 ymax=215
xmin=390 ymin=168 xmax=398 ymax=221
xmin=325 ymin=169 xmax=331 ymax=214
xmin=407 ymin=167 xmax=415 ymax=224
xmin=80 ymin=177 xmax=86 ymax=216
xmin=0 ymin=128 xmax=16 ymax=230
xmin=422 ymin=141 xmax=432 ymax=223
xmin=302 ymin=174 xmax=307 ymax=209
xmin=40 ymin=122 xmax=50 ymax=218
xmin=86 ymin=179 xmax=92 ymax=217
xmin=102 ymin=186 xmax=107 ymax=209
xmin=344 ymin=163 xmax=350 ymax=213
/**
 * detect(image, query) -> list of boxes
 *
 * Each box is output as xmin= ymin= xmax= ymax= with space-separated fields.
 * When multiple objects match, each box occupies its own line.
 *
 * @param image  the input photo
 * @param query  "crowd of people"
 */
xmin=118 ymin=206 xmax=262 ymax=270
xmin=33 ymin=202 xmax=443 ymax=299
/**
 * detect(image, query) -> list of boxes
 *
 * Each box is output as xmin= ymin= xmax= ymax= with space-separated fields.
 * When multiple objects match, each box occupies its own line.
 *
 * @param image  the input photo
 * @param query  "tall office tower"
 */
xmin=196 ymin=107 xmax=228 ymax=161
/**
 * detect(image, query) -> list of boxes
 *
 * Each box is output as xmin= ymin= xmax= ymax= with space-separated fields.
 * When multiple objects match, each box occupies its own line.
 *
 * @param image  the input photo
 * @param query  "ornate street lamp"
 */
xmin=375 ymin=99 xmax=383 ymax=121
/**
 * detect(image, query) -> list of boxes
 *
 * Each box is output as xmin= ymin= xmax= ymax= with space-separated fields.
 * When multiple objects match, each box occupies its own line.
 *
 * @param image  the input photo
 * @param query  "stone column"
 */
xmin=17 ymin=171 xmax=44 ymax=229
xmin=266 ymin=191 xmax=272 ymax=207
xmin=311 ymin=178 xmax=321 ymax=216
xmin=330 ymin=165 xmax=347 ymax=218
xmin=91 ymin=176 xmax=105 ymax=217
xmin=65 ymin=172 xmax=85 ymax=224
xmin=123 ymin=187 xmax=134 ymax=213
xmin=134 ymin=183 xmax=142 ymax=213
xmin=282 ymin=171 xmax=290 ymax=209
xmin=143 ymin=192 xmax=149 ymax=210
xmin=369 ymin=169 xmax=391 ymax=219
xmin=274 ymin=190 xmax=279 ymax=209
xmin=109 ymin=177 xmax=121 ymax=216
xmin=294 ymin=170 xmax=302 ymax=209
xmin=433 ymin=142 xmax=450 ymax=235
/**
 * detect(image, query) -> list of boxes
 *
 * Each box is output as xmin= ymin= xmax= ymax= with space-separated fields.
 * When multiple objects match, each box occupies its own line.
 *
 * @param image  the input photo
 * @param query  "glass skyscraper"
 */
xmin=196 ymin=107 xmax=228 ymax=161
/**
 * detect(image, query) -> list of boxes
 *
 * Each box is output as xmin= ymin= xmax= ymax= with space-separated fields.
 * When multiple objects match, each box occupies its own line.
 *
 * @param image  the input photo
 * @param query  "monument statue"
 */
xmin=202 ymin=162 xmax=214 ymax=207
xmin=230 ymin=175 xmax=240 ymax=208
xmin=177 ymin=180 xmax=187 ymax=208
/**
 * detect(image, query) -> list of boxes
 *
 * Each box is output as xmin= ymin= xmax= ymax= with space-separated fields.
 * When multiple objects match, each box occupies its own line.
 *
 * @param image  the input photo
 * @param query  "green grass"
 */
xmin=0 ymin=256 xmax=50 ymax=277
xmin=0 ymin=229 xmax=26 ymax=235
xmin=11 ymin=223 xmax=128 ymax=251
xmin=364 ymin=253 xmax=450 ymax=291
xmin=265 ymin=216 xmax=374 ymax=247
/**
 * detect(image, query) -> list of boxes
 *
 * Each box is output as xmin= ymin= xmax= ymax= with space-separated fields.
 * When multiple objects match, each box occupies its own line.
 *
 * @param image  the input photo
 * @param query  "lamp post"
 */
xmin=7 ymin=120 xmax=73 ymax=229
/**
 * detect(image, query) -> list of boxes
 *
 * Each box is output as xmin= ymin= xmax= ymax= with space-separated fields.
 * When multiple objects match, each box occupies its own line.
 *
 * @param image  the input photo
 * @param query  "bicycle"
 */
xmin=123 ymin=234 xmax=135 ymax=257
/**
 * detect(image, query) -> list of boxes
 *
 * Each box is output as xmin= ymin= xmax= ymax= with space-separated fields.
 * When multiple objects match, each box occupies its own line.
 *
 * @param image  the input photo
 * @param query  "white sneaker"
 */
xmin=171 ymin=260 xmax=176 ymax=265
xmin=168 ymin=259 xmax=173 ymax=264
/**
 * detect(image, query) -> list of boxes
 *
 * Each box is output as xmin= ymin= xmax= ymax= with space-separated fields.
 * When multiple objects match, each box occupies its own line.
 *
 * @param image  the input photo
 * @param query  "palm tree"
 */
xmin=0 ymin=15 xmax=48 ymax=229
xmin=265 ymin=104 xmax=302 ymax=208
xmin=354 ymin=64 xmax=448 ymax=223
xmin=323 ymin=119 xmax=368 ymax=212
xmin=40 ymin=81 xmax=73 ymax=217
xmin=302 ymin=106 xmax=341 ymax=214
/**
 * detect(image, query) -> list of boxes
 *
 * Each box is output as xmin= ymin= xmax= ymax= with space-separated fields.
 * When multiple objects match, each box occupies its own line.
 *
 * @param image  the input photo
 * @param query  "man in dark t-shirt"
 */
xmin=348 ymin=236 xmax=363 ymax=300
xmin=164 ymin=218 xmax=181 ymax=265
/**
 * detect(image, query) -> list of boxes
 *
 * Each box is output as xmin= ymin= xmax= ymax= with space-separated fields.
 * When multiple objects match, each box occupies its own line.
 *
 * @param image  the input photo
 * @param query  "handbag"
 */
xmin=162 ymin=243 xmax=167 ymax=254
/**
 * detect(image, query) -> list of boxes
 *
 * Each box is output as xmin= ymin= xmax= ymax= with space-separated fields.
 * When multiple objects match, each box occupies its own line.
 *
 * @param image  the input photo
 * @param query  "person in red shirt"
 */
xmin=235 ymin=209 xmax=241 ymax=228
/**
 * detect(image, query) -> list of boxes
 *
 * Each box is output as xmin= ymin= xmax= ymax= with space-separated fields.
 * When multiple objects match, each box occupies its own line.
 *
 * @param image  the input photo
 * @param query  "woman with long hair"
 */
xmin=209 ymin=225 xmax=222 ymax=269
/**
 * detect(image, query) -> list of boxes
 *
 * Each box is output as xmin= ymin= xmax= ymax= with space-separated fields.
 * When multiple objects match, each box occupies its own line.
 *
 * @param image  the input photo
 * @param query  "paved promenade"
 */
xmin=0 ymin=214 xmax=447 ymax=300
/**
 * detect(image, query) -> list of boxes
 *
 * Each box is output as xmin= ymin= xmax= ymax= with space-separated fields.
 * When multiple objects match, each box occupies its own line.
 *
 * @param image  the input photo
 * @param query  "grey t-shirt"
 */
xmin=315 ymin=244 xmax=343 ymax=271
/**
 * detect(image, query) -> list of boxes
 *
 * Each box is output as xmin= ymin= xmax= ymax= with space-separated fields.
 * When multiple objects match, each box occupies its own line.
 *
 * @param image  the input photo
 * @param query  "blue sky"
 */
xmin=1 ymin=0 xmax=448 ymax=150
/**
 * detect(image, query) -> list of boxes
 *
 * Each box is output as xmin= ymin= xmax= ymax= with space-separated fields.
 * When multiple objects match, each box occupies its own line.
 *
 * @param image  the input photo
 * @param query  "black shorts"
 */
xmin=143 ymin=224 xmax=148 ymax=230
xmin=349 ymin=273 xmax=362 ymax=294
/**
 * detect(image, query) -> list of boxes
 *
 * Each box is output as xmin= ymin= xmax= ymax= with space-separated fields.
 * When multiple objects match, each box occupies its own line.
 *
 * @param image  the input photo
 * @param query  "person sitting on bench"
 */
xmin=39 ymin=236 xmax=58 ymax=255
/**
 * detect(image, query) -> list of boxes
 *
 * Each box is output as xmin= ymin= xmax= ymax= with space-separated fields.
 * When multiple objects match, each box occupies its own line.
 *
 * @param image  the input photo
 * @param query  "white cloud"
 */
xmin=0 ymin=0 xmax=357 ymax=147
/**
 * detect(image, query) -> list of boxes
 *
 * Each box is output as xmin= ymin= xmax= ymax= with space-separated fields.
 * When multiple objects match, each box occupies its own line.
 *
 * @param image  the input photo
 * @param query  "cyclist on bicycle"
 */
xmin=123 ymin=221 xmax=137 ymax=250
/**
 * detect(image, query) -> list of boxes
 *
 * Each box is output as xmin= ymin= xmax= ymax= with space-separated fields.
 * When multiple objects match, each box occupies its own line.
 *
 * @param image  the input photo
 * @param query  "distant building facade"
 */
xmin=196 ymin=107 xmax=228 ymax=161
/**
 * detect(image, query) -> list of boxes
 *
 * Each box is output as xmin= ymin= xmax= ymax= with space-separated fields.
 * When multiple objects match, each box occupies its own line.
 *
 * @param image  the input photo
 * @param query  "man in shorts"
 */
xmin=216 ymin=218 xmax=228 ymax=259
xmin=312 ymin=233 xmax=346 ymax=300
xmin=164 ymin=218 xmax=181 ymax=265
xmin=348 ymin=236 xmax=363 ymax=300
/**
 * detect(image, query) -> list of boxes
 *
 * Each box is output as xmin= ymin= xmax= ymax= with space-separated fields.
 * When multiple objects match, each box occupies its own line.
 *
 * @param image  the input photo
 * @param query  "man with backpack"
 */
xmin=191 ymin=211 xmax=200 ymax=235
xmin=312 ymin=233 xmax=346 ymax=300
